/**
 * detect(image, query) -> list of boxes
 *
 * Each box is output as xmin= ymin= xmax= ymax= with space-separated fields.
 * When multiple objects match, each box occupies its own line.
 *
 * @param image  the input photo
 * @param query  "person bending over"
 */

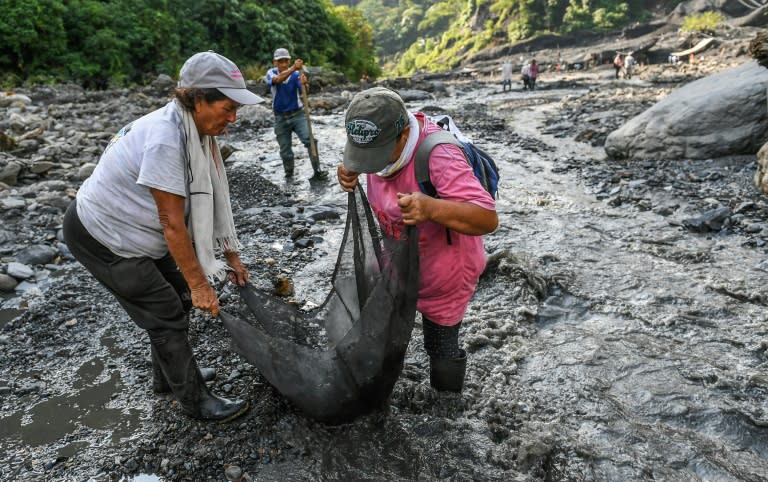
xmin=337 ymin=87 xmax=498 ymax=392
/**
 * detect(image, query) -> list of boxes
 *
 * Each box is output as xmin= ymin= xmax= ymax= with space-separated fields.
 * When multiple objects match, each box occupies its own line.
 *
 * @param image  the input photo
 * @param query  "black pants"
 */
xmin=62 ymin=200 xmax=191 ymax=332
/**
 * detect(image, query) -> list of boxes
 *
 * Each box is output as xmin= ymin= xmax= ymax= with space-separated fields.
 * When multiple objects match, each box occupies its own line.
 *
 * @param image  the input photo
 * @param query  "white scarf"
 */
xmin=376 ymin=112 xmax=420 ymax=178
xmin=178 ymin=101 xmax=242 ymax=282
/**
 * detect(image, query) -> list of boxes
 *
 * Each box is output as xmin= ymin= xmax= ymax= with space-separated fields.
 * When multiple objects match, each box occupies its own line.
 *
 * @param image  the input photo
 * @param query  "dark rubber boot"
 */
xmin=283 ymin=160 xmax=294 ymax=178
xmin=309 ymin=170 xmax=328 ymax=181
xmin=150 ymin=330 xmax=249 ymax=422
xmin=151 ymin=345 xmax=216 ymax=394
xmin=429 ymin=349 xmax=467 ymax=392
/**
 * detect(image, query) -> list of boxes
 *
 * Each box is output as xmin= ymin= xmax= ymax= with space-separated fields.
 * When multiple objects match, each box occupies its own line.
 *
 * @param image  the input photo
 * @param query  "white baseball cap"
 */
xmin=273 ymin=48 xmax=291 ymax=60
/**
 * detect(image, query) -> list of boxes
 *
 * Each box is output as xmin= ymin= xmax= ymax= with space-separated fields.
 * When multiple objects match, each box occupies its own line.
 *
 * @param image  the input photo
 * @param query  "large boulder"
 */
xmin=605 ymin=61 xmax=768 ymax=160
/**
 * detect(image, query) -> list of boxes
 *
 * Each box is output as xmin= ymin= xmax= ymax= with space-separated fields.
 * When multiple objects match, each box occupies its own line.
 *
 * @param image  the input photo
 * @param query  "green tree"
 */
xmin=0 ymin=0 xmax=67 ymax=82
xmin=334 ymin=5 xmax=382 ymax=77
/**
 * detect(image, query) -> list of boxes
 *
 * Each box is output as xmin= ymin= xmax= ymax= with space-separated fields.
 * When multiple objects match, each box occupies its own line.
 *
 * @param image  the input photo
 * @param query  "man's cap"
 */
xmin=273 ymin=48 xmax=291 ymax=60
xmin=343 ymin=87 xmax=408 ymax=174
xmin=178 ymin=51 xmax=264 ymax=105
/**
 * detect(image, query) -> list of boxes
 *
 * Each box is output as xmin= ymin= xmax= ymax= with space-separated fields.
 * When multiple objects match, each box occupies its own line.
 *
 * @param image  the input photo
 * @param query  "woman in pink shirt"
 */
xmin=337 ymin=87 xmax=498 ymax=392
xmin=528 ymin=59 xmax=539 ymax=90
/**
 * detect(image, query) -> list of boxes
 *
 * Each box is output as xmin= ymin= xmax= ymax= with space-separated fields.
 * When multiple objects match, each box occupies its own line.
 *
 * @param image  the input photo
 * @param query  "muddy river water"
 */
xmin=2 ymin=76 xmax=768 ymax=481
xmin=227 ymin=79 xmax=768 ymax=480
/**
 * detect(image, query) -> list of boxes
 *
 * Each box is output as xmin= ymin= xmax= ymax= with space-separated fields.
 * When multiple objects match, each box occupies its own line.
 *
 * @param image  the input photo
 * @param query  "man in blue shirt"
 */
xmin=265 ymin=48 xmax=327 ymax=181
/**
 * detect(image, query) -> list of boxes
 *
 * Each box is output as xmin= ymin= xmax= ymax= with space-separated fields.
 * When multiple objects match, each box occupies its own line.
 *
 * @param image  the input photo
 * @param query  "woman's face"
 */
xmin=193 ymin=98 xmax=240 ymax=136
xmin=389 ymin=125 xmax=411 ymax=163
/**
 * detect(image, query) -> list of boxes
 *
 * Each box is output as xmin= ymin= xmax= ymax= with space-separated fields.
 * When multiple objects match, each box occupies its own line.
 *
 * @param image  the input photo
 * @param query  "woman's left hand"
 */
xmin=224 ymin=251 xmax=249 ymax=286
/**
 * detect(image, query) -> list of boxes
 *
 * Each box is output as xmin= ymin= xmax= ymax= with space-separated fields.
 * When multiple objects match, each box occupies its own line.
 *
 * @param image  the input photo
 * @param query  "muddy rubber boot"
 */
xmin=283 ymin=160 xmax=295 ymax=178
xmin=429 ymin=349 xmax=467 ymax=392
xmin=309 ymin=169 xmax=328 ymax=182
xmin=150 ymin=330 xmax=249 ymax=422
xmin=151 ymin=345 xmax=216 ymax=394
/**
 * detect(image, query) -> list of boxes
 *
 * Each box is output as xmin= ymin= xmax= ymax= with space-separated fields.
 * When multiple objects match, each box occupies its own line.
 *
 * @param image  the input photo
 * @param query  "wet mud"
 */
xmin=2 ymin=69 xmax=768 ymax=481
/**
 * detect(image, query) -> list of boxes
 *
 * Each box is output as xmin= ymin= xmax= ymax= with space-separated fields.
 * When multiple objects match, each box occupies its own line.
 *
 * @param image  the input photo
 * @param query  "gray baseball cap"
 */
xmin=178 ymin=51 xmax=264 ymax=105
xmin=273 ymin=48 xmax=291 ymax=60
xmin=343 ymin=87 xmax=408 ymax=174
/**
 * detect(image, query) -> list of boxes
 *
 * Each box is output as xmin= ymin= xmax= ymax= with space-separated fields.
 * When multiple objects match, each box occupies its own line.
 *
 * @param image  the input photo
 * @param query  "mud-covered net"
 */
xmin=220 ymin=187 xmax=419 ymax=423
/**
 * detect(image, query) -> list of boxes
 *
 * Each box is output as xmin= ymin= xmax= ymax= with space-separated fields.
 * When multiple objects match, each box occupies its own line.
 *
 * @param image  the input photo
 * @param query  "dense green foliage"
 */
xmin=680 ymin=11 xmax=725 ymax=34
xmin=0 ymin=0 xmax=379 ymax=87
xmin=336 ymin=0 xmax=678 ymax=75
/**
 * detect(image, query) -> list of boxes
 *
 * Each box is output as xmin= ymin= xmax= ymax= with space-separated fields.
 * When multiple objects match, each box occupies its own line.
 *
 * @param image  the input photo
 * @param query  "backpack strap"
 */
xmin=414 ymin=130 xmax=462 ymax=198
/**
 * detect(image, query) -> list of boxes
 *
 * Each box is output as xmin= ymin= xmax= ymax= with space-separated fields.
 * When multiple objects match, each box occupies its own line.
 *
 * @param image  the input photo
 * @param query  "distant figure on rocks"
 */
xmin=62 ymin=51 xmax=263 ymax=422
xmin=337 ymin=87 xmax=498 ymax=393
xmin=265 ymin=48 xmax=327 ymax=181
xmin=613 ymin=53 xmax=623 ymax=79
xmin=521 ymin=61 xmax=531 ymax=90
xmin=501 ymin=60 xmax=513 ymax=92
xmin=624 ymin=52 xmax=636 ymax=79
xmin=528 ymin=59 xmax=539 ymax=90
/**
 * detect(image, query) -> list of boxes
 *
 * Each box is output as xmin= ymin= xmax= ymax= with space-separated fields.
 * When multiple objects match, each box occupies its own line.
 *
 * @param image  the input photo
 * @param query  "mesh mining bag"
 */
xmin=220 ymin=187 xmax=419 ymax=423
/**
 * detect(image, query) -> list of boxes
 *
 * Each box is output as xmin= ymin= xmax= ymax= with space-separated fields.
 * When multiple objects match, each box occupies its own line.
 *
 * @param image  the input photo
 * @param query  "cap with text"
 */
xmin=343 ymin=87 xmax=408 ymax=174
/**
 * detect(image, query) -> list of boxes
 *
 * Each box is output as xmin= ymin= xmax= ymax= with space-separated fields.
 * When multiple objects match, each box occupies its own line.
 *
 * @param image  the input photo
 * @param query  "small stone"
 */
xmin=274 ymin=274 xmax=295 ymax=297
xmin=224 ymin=464 xmax=243 ymax=481
xmin=0 ymin=273 xmax=17 ymax=291
xmin=6 ymin=262 xmax=34 ymax=280
xmin=16 ymin=244 xmax=57 ymax=265
xmin=75 ymin=163 xmax=96 ymax=180
xmin=30 ymin=161 xmax=56 ymax=174
xmin=1 ymin=197 xmax=25 ymax=209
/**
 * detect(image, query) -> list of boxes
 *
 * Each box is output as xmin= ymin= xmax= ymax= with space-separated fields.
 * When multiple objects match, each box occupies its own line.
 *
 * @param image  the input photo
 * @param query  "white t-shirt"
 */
xmin=77 ymin=101 xmax=189 ymax=258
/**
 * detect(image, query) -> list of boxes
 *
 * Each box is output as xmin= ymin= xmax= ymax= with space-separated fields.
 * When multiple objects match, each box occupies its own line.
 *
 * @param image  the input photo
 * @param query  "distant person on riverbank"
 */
xmin=62 ymin=51 xmax=261 ymax=423
xmin=265 ymin=48 xmax=327 ymax=181
xmin=522 ymin=59 xmax=539 ymax=91
xmin=501 ymin=60 xmax=513 ymax=92
xmin=336 ymin=87 xmax=498 ymax=393
xmin=521 ymin=62 xmax=531 ymax=90
xmin=528 ymin=59 xmax=539 ymax=90
xmin=613 ymin=53 xmax=623 ymax=79
xmin=624 ymin=52 xmax=636 ymax=79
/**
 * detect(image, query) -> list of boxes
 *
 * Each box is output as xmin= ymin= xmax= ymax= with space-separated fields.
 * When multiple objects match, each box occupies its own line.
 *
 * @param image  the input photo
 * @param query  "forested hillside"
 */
xmin=335 ymin=0 xmax=684 ymax=75
xmin=1 ymin=0 xmax=379 ymax=87
xmin=2 ymin=0 xmax=745 ymax=86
